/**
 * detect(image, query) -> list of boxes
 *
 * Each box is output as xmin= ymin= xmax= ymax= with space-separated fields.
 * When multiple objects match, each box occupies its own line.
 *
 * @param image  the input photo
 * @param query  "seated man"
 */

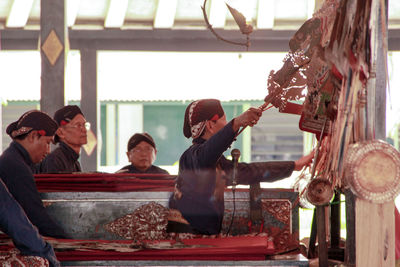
xmin=0 ymin=110 xmax=69 ymax=238
xmin=39 ymin=105 xmax=88 ymax=173
xmin=117 ymin=132 xmax=169 ymax=174
xmin=0 ymin=180 xmax=60 ymax=267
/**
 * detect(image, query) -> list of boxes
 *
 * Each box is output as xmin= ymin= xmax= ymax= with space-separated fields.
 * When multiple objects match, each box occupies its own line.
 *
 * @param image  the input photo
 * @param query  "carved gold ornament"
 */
xmin=41 ymin=29 xmax=63 ymax=66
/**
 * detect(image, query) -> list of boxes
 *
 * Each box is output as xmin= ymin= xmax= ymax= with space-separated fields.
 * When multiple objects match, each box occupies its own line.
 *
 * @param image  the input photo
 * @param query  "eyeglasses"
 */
xmin=130 ymin=147 xmax=154 ymax=154
xmin=64 ymin=122 xmax=91 ymax=131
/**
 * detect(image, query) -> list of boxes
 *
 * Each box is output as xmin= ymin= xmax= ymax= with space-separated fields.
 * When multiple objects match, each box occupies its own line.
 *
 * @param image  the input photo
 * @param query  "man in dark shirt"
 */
xmin=168 ymin=99 xmax=314 ymax=235
xmin=39 ymin=105 xmax=88 ymax=173
xmin=0 ymin=180 xmax=60 ymax=267
xmin=0 ymin=110 xmax=69 ymax=238
xmin=117 ymin=132 xmax=169 ymax=174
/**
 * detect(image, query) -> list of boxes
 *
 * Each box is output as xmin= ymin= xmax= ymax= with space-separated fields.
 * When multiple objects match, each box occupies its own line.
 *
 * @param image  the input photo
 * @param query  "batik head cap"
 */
xmin=6 ymin=110 xmax=58 ymax=139
xmin=53 ymin=105 xmax=84 ymax=143
xmin=183 ymin=99 xmax=225 ymax=139
xmin=127 ymin=132 xmax=156 ymax=151
xmin=53 ymin=105 xmax=84 ymax=126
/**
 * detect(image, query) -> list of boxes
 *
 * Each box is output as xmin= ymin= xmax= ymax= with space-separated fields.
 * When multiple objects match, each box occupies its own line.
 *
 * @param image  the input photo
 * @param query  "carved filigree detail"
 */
xmin=103 ymin=202 xmax=169 ymax=241
xmin=261 ymin=199 xmax=291 ymax=228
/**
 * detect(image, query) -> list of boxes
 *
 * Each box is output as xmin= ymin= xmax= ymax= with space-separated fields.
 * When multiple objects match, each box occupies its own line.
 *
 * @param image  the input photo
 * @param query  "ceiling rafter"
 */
xmin=209 ymin=0 xmax=227 ymax=29
xmin=105 ymin=0 xmax=128 ymax=28
xmin=2 ymin=28 xmax=400 ymax=51
xmin=154 ymin=0 xmax=178 ymax=29
xmin=257 ymin=0 xmax=275 ymax=29
xmin=67 ymin=0 xmax=80 ymax=27
xmin=6 ymin=0 xmax=35 ymax=28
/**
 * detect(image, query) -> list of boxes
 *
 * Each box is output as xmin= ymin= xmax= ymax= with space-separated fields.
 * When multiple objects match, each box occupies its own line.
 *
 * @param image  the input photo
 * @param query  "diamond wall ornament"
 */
xmin=83 ymin=129 xmax=97 ymax=156
xmin=41 ymin=29 xmax=64 ymax=66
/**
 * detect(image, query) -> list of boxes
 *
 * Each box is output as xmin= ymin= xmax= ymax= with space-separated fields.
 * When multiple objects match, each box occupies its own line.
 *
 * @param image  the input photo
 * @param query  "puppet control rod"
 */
xmin=235 ymin=94 xmax=277 ymax=136
xmin=201 ymin=0 xmax=282 ymax=136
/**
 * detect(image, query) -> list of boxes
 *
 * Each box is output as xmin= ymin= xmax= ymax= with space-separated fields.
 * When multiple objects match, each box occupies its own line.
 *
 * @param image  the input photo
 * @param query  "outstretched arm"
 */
xmin=294 ymin=150 xmax=315 ymax=171
xmin=232 ymin=107 xmax=263 ymax=132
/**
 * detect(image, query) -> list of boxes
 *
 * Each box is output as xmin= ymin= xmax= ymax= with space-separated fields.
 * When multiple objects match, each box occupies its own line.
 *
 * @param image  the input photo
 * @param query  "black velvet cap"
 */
xmin=6 ymin=110 xmax=58 ymax=138
xmin=53 ymin=105 xmax=84 ymax=126
xmin=53 ymin=105 xmax=85 ymax=143
xmin=127 ymin=133 xmax=156 ymax=151
xmin=183 ymin=99 xmax=224 ymax=138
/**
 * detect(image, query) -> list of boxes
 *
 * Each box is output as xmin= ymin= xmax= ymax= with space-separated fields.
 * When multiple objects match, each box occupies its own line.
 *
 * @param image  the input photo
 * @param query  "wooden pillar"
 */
xmin=355 ymin=199 xmax=394 ymax=266
xmin=40 ymin=0 xmax=66 ymax=115
xmin=80 ymin=48 xmax=98 ymax=172
xmin=353 ymin=0 xmax=395 ymax=266
xmin=374 ymin=0 xmax=387 ymax=140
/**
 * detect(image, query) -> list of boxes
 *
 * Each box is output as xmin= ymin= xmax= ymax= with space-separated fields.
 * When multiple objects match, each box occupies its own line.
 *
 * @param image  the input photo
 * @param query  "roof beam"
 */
xmin=209 ymin=0 xmax=227 ymax=28
xmin=257 ymin=0 xmax=275 ymax=29
xmin=6 ymin=0 xmax=35 ymax=28
xmin=2 ymin=28 xmax=400 ymax=51
xmin=66 ymin=0 xmax=80 ymax=27
xmin=154 ymin=0 xmax=177 ymax=29
xmin=104 ymin=0 xmax=128 ymax=28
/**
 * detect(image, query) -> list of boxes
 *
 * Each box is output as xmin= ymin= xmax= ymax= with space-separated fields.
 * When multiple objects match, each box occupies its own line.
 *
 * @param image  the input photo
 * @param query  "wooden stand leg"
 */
xmin=345 ymin=190 xmax=356 ymax=265
xmin=329 ymin=192 xmax=344 ymax=261
xmin=317 ymin=205 xmax=328 ymax=267
xmin=330 ymin=192 xmax=341 ymax=248
xmin=308 ymin=208 xmax=317 ymax=259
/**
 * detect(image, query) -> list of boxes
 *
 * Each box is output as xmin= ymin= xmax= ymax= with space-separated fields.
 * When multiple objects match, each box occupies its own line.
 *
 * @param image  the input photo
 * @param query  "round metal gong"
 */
xmin=306 ymin=177 xmax=334 ymax=206
xmin=344 ymin=140 xmax=400 ymax=203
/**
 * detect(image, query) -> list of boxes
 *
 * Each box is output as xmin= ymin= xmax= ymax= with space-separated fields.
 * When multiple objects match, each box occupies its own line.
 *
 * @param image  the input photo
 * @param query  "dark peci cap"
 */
xmin=127 ymin=133 xmax=156 ymax=151
xmin=53 ymin=105 xmax=84 ymax=126
xmin=183 ymin=99 xmax=225 ymax=139
xmin=53 ymin=105 xmax=85 ymax=143
xmin=6 ymin=110 xmax=58 ymax=139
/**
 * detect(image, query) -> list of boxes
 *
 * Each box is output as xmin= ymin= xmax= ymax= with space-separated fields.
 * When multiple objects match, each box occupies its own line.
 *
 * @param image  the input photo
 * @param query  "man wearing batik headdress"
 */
xmin=0 ymin=110 xmax=69 ymax=238
xmin=168 ymin=99 xmax=314 ymax=235
xmin=38 ymin=105 xmax=88 ymax=173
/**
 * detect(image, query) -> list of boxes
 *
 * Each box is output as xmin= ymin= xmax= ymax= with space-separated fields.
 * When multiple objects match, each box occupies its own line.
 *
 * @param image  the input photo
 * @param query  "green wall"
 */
xmin=142 ymin=103 xmax=245 ymax=166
